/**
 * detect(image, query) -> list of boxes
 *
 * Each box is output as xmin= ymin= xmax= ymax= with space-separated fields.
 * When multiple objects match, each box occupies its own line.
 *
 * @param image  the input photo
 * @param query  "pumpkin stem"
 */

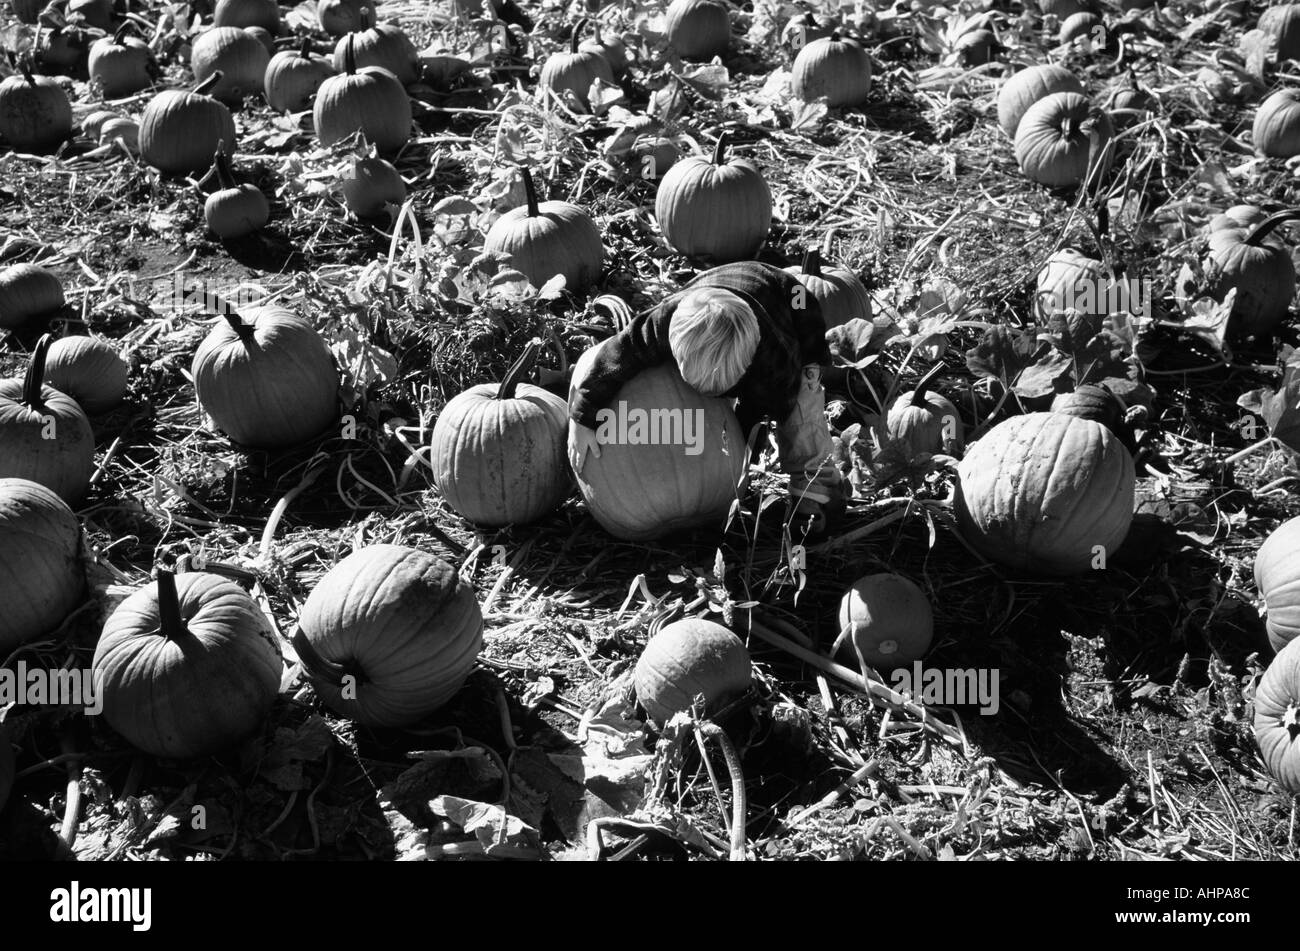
xmin=519 ymin=166 xmax=540 ymax=217
xmin=572 ymin=17 xmax=589 ymax=53
xmin=359 ymin=6 xmax=374 ymax=30
xmin=298 ymin=35 xmax=312 ymax=59
xmin=498 ymin=339 xmax=542 ymax=400
xmin=343 ymin=35 xmax=357 ymax=75
xmin=19 ymin=55 xmax=37 ymax=87
xmin=155 ymin=569 xmax=187 ymax=642
xmin=712 ymin=131 xmax=730 ymax=165
xmin=212 ymin=144 xmax=237 ymax=190
xmin=1244 ymin=210 xmax=1300 ymax=247
xmin=291 ymin=629 xmax=368 ymax=687
xmin=910 ymin=362 xmax=943 ymax=405
xmin=194 ymin=71 xmax=224 ymax=96
xmin=112 ymin=21 xmax=133 ymax=44
xmin=221 ymin=311 xmax=255 ymax=340
xmin=801 ymin=248 xmax=822 ymax=278
xmin=22 ymin=334 xmax=52 ymax=410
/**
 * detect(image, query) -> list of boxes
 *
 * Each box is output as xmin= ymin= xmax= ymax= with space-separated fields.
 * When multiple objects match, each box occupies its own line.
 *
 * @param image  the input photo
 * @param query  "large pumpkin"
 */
xmin=190 ymin=26 xmax=271 ymax=106
xmin=837 ymin=573 xmax=933 ymax=670
xmin=1013 ymin=91 xmax=1114 ymax=188
xmin=954 ymin=412 xmax=1135 ymax=576
xmin=138 ymin=73 xmax=238 ymax=175
xmin=996 ymin=64 xmax=1084 ymax=138
xmin=654 ymin=132 xmax=772 ymax=263
xmin=0 ymin=477 xmax=84 ymax=654
xmin=314 ymin=35 xmax=412 ymax=154
xmin=633 ymin=617 xmax=751 ymax=723
xmin=664 ymin=0 xmax=730 ymax=60
xmin=790 ymin=33 xmax=871 ymax=108
xmin=42 ymin=335 xmax=129 ymax=415
xmin=483 ymin=167 xmax=604 ymax=291
xmin=1255 ymin=516 xmax=1300 ymax=652
xmin=93 ymin=570 xmax=282 ymax=758
xmin=191 ymin=305 xmax=340 ymax=449
xmin=539 ymin=17 xmax=615 ymax=113
xmin=570 ymin=344 xmax=748 ymax=541
xmin=0 ymin=335 xmax=95 ymax=505
xmin=293 ymin=545 xmax=484 ymax=727
xmin=1253 ymin=89 xmax=1300 ymax=158
xmin=430 ymin=342 xmax=569 ymax=527
xmin=88 ymin=24 xmax=156 ymax=99
xmin=1253 ymin=636 xmax=1300 ymax=793
xmin=783 ymin=248 xmax=871 ymax=329
xmin=0 ymin=60 xmax=72 ymax=154
xmin=0 ymin=263 xmax=63 ymax=329
xmin=886 ymin=363 xmax=963 ymax=458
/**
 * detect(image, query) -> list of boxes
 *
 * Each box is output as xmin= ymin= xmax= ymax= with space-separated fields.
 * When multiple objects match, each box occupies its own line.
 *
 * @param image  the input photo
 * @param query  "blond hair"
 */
xmin=667 ymin=287 xmax=760 ymax=396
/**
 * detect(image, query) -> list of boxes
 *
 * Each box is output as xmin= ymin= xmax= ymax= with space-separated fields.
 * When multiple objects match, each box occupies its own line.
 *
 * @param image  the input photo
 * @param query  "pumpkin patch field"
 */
xmin=7 ymin=0 xmax=1300 ymax=868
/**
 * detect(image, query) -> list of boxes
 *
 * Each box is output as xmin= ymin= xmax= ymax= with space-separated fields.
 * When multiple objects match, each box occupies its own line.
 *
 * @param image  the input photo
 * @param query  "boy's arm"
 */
xmin=569 ymin=304 xmax=674 ymax=428
xmin=787 ymin=273 xmax=832 ymax=367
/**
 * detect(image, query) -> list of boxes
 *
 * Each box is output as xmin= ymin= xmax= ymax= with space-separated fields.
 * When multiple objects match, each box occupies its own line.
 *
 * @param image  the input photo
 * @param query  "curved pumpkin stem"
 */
xmin=292 ymin=629 xmax=367 ymax=687
xmin=498 ymin=339 xmax=542 ymax=400
xmin=298 ymin=35 xmax=313 ymax=59
xmin=1244 ymin=210 xmax=1300 ymax=247
xmin=112 ymin=21 xmax=135 ymax=44
xmin=910 ymin=362 xmax=943 ymax=406
xmin=519 ymin=166 xmax=540 ymax=217
xmin=800 ymin=248 xmax=822 ymax=279
xmin=155 ymin=569 xmax=187 ymax=642
xmin=343 ymin=35 xmax=357 ymax=75
xmin=19 ymin=56 xmax=37 ymax=88
xmin=712 ymin=131 xmax=730 ymax=166
xmin=572 ymin=17 xmax=589 ymax=54
xmin=195 ymin=71 xmax=224 ymax=96
xmin=212 ymin=144 xmax=237 ymax=190
xmin=22 ymin=334 xmax=52 ymax=410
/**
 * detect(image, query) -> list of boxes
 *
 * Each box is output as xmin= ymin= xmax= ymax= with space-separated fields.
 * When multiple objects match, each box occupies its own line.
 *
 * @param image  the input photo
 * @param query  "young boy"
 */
xmin=568 ymin=260 xmax=845 ymax=531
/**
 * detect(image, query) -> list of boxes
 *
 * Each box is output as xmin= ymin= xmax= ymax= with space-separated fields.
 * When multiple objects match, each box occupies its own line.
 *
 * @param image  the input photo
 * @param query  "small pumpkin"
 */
xmin=98 ymin=116 xmax=138 ymax=151
xmin=570 ymin=345 xmax=748 ymax=541
xmin=781 ymin=10 xmax=839 ymax=52
xmin=0 ymin=59 xmax=72 ymax=154
xmin=42 ymin=335 xmax=129 ymax=415
xmin=339 ymin=151 xmax=405 ymax=217
xmin=629 ymin=133 xmax=682 ymax=180
xmin=213 ymin=0 xmax=283 ymax=34
xmin=1014 ymin=91 xmax=1114 ymax=188
xmin=664 ymin=0 xmax=730 ymax=60
xmin=954 ymin=412 xmax=1135 ymax=576
xmin=1174 ymin=210 xmax=1299 ymax=337
xmin=1208 ymin=204 xmax=1267 ymax=233
xmin=1034 ymin=247 xmax=1111 ymax=321
xmin=0 ymin=263 xmax=63 ymax=329
xmin=0 ymin=335 xmax=95 ymax=505
xmin=1253 ymin=88 xmax=1300 ymax=158
xmin=634 ymin=617 xmax=751 ymax=723
xmin=997 ymin=62 xmax=1081 ymax=139
xmin=191 ymin=26 xmax=271 ymax=106
xmin=654 ymin=132 xmax=772 ymax=263
xmin=483 ymin=166 xmax=605 ymax=291
xmin=1059 ymin=11 xmax=1103 ymax=46
xmin=81 ymin=108 xmax=120 ymax=139
xmin=1104 ymin=77 xmax=1152 ymax=128
xmin=954 ymin=28 xmax=997 ymax=66
xmin=93 ymin=570 xmax=282 ymax=759
xmin=1050 ymin=382 xmax=1122 ymax=431
xmin=886 ymin=363 xmax=963 ymax=458
xmin=539 ymin=17 xmax=615 ymax=113
xmin=783 ymin=247 xmax=871 ymax=329
xmin=837 ymin=573 xmax=933 ymax=670
xmin=1254 ymin=516 xmax=1300 ymax=652
xmin=319 ymin=0 xmax=368 ymax=36
xmin=1253 ymin=636 xmax=1300 ymax=793
xmin=0 ymin=477 xmax=84 ymax=654
xmin=293 ymin=545 xmax=484 ymax=728
xmin=33 ymin=25 xmax=88 ymax=77
xmin=191 ymin=304 xmax=340 ymax=449
xmin=88 ymin=23 xmax=156 ymax=98
xmin=264 ymin=38 xmax=336 ymax=113
xmin=331 ymin=8 xmax=419 ymax=86
xmin=791 ymin=32 xmax=871 ymax=108
xmin=1260 ymin=4 xmax=1300 ymax=62
xmin=139 ymin=73 xmax=238 ymax=174
xmin=431 ymin=341 xmax=569 ymax=527
xmin=580 ymin=20 xmax=629 ymax=76
xmin=204 ymin=144 xmax=270 ymax=239
xmin=314 ymin=36 xmax=412 ymax=155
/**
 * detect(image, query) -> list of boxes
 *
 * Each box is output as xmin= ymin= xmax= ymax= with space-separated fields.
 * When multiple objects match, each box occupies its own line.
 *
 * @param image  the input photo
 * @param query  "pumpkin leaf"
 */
xmin=1012 ymin=347 xmax=1072 ymax=399
xmin=827 ymin=318 xmax=884 ymax=368
xmin=1181 ymin=289 xmax=1236 ymax=360
xmin=965 ymin=324 xmax=1039 ymax=383
xmin=1237 ymin=345 xmax=1300 ymax=451
xmin=428 ymin=795 xmax=542 ymax=856
xmin=789 ymin=98 xmax=828 ymax=131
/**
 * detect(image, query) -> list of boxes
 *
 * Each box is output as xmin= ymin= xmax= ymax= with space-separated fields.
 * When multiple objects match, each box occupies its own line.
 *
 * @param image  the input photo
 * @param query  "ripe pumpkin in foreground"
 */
xmin=431 ymin=341 xmax=569 ymax=527
xmin=93 ymin=570 xmax=282 ymax=758
xmin=783 ymin=248 xmax=871 ymax=329
xmin=1255 ymin=516 xmax=1300 ymax=652
xmin=1253 ymin=636 xmax=1300 ymax=794
xmin=997 ymin=64 xmax=1084 ymax=139
xmin=139 ymin=73 xmax=238 ymax=175
xmin=654 ymin=132 xmax=772 ymax=263
xmin=955 ymin=412 xmax=1134 ymax=576
xmin=483 ymin=166 xmax=604 ymax=291
xmin=837 ymin=573 xmax=933 ymax=670
xmin=293 ymin=545 xmax=484 ymax=728
xmin=570 ymin=345 xmax=748 ymax=541
xmin=42 ymin=335 xmax=129 ymax=415
xmin=0 ymin=477 xmax=84 ymax=654
xmin=886 ymin=364 xmax=962 ymax=459
xmin=634 ymin=618 xmax=751 ymax=723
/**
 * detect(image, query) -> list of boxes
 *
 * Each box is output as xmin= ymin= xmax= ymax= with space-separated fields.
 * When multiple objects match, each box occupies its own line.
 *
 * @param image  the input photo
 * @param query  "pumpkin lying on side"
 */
xmin=783 ymin=248 xmax=871 ymax=329
xmin=483 ymin=166 xmax=604 ymax=291
xmin=431 ymin=341 xmax=569 ymax=527
xmin=1255 ymin=516 xmax=1300 ymax=653
xmin=997 ymin=63 xmax=1084 ymax=140
xmin=837 ymin=573 xmax=933 ymax=670
xmin=0 ymin=263 xmax=63 ymax=329
xmin=293 ymin=545 xmax=484 ymax=727
xmin=654 ymin=132 xmax=772 ymax=263
xmin=1014 ymin=91 xmax=1114 ymax=189
xmin=139 ymin=73 xmax=238 ymax=175
xmin=955 ymin=412 xmax=1135 ymax=576
xmin=886 ymin=364 xmax=963 ymax=459
xmin=42 ymin=335 xmax=129 ymax=415
xmin=634 ymin=617 xmax=751 ymax=723
xmin=0 ymin=477 xmax=84 ymax=654
xmin=1253 ymin=636 xmax=1300 ymax=794
xmin=93 ymin=570 xmax=283 ymax=758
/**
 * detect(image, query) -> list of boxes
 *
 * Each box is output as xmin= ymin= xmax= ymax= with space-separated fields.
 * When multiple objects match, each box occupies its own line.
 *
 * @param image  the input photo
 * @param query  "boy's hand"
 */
xmin=568 ymin=421 xmax=601 ymax=474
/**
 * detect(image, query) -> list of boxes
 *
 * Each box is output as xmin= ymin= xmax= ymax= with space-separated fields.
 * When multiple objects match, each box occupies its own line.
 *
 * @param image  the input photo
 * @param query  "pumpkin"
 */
xmin=81 ymin=108 xmax=119 ymax=139
xmin=1253 ymin=637 xmax=1300 ymax=793
xmin=886 ymin=364 xmax=963 ymax=458
xmin=430 ymin=341 xmax=569 ymax=526
xmin=1050 ymin=383 xmax=1122 ymax=431
xmin=1209 ymin=204 xmax=1267 ymax=233
xmin=483 ymin=166 xmax=604 ymax=291
xmin=1260 ymin=4 xmax=1300 ymax=62
xmin=0 ymin=60 xmax=72 ymax=154
xmin=33 ymin=25 xmax=88 ymax=77
xmin=93 ymin=570 xmax=282 ymax=758
xmin=954 ymin=412 xmax=1134 ymax=576
xmin=1253 ymin=89 xmax=1300 ymax=158
xmin=570 ymin=346 xmax=748 ymax=541
xmin=654 ymin=132 xmax=772 ymax=263
xmin=783 ymin=247 xmax=871 ymax=329
xmin=629 ymin=133 xmax=681 ymax=180
xmin=539 ymin=17 xmax=615 ymax=113
xmin=314 ymin=36 xmax=412 ymax=155
xmin=264 ymin=38 xmax=336 ymax=113
xmin=245 ymin=26 xmax=277 ymax=57
xmin=837 ymin=573 xmax=933 ymax=670
xmin=791 ymin=32 xmax=871 ymax=108
xmin=1014 ymin=91 xmax=1113 ymax=188
xmin=213 ymin=0 xmax=282 ymax=34
xmin=192 ymin=304 xmax=339 ymax=449
xmin=1059 ymin=11 xmax=1102 ymax=45
xmin=1105 ymin=79 xmax=1152 ymax=128
xmin=293 ymin=544 xmax=483 ymax=728
xmin=42 ymin=335 xmax=129 ymax=415
xmin=1254 ymin=516 xmax=1300 ymax=652
xmin=0 ymin=335 xmax=95 ymax=505
xmin=139 ymin=73 xmax=238 ymax=174
xmin=339 ymin=152 xmax=405 ymax=217
xmin=331 ymin=9 xmax=419 ymax=86
xmin=98 ymin=116 xmax=138 ymax=151
xmin=0 ymin=263 xmax=64 ymax=329
xmin=1034 ymin=247 xmax=1111 ymax=321
xmin=580 ymin=21 xmax=628 ymax=76
xmin=204 ymin=145 xmax=269 ymax=239
xmin=664 ymin=0 xmax=730 ymax=60
xmin=88 ymin=23 xmax=155 ymax=99
xmin=954 ymin=28 xmax=997 ymax=66
xmin=0 ymin=478 xmax=84 ymax=654
xmin=1174 ymin=210 xmax=1298 ymax=337
xmin=781 ymin=10 xmax=839 ymax=52
xmin=634 ymin=617 xmax=751 ymax=723
xmin=191 ymin=26 xmax=271 ymax=106
xmin=319 ymin=0 xmax=368 ymax=36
